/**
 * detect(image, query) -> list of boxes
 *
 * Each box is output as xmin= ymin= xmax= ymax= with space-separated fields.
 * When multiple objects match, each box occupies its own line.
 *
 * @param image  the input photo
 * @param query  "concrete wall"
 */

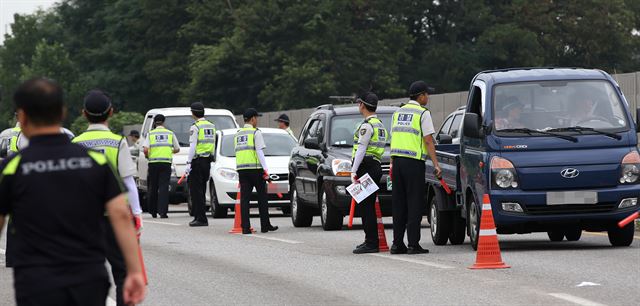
xmin=241 ymin=72 xmax=640 ymax=135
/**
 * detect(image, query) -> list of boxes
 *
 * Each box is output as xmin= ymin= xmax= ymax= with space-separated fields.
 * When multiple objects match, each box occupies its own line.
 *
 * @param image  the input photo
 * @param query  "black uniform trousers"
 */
xmin=391 ymin=156 xmax=426 ymax=247
xmin=356 ymin=157 xmax=383 ymax=247
xmin=238 ymin=169 xmax=271 ymax=230
xmin=148 ymin=162 xmax=171 ymax=216
xmin=17 ymin=280 xmax=109 ymax=306
xmin=189 ymin=157 xmax=211 ymax=223
xmin=103 ymin=217 xmax=127 ymax=306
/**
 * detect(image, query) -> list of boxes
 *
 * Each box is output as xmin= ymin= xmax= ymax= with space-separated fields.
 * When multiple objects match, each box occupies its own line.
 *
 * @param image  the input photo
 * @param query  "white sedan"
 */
xmin=204 ymin=128 xmax=296 ymax=218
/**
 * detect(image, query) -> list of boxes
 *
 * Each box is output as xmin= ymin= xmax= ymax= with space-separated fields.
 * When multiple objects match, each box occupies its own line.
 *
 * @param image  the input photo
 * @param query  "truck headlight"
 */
xmin=331 ymin=159 xmax=352 ymax=176
xmin=491 ymin=157 xmax=518 ymax=189
xmin=620 ymin=151 xmax=640 ymax=184
xmin=217 ymin=168 xmax=239 ymax=181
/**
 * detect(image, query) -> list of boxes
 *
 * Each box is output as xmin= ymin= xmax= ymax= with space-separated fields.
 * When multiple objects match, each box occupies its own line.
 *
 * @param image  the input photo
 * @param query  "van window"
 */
xmin=439 ymin=115 xmax=454 ymax=136
xmin=449 ymin=114 xmax=463 ymax=138
xmin=142 ymin=116 xmax=154 ymax=137
xmin=468 ymin=86 xmax=482 ymax=121
xmin=162 ymin=115 xmax=237 ymax=146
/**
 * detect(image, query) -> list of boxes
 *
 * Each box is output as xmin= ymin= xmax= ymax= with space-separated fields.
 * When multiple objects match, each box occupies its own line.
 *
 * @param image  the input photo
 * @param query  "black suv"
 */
xmin=288 ymin=104 xmax=398 ymax=230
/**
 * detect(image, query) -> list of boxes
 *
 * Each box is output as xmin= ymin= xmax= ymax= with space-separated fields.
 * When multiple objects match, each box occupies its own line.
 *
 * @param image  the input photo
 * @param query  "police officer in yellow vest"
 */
xmin=8 ymin=124 xmax=21 ymax=155
xmin=389 ymin=81 xmax=441 ymax=255
xmin=142 ymin=114 xmax=180 ymax=219
xmin=185 ymin=102 xmax=216 ymax=227
xmin=350 ymin=92 xmax=387 ymax=254
xmin=73 ymin=90 xmax=145 ymax=306
xmin=235 ymin=108 xmax=278 ymax=234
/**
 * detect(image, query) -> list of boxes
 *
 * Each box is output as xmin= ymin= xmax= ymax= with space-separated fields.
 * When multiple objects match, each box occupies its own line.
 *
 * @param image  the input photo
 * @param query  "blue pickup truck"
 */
xmin=426 ymin=68 xmax=640 ymax=249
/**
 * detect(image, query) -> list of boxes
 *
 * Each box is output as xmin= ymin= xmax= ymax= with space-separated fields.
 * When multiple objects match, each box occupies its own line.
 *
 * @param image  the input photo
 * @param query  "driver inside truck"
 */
xmin=568 ymin=92 xmax=595 ymax=126
xmin=495 ymin=98 xmax=525 ymax=130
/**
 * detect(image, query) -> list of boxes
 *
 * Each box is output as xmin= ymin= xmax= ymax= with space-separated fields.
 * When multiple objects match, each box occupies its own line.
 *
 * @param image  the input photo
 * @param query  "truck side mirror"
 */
xmin=636 ymin=108 xmax=640 ymax=133
xmin=437 ymin=133 xmax=453 ymax=145
xmin=463 ymin=113 xmax=482 ymax=138
xmin=304 ymin=137 xmax=321 ymax=150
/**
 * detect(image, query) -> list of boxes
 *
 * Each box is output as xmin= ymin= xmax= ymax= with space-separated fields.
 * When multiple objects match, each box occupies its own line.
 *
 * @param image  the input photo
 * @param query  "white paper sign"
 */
xmin=346 ymin=173 xmax=379 ymax=203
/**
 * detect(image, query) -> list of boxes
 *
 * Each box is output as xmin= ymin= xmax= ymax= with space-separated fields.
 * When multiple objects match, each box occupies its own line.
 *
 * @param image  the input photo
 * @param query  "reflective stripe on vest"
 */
xmin=195 ymin=120 xmax=216 ymax=156
xmin=390 ymin=104 xmax=429 ymax=161
xmin=234 ymin=127 xmax=261 ymax=170
xmin=72 ymin=130 xmax=122 ymax=169
xmin=352 ymin=117 xmax=387 ymax=162
xmin=148 ymin=128 xmax=174 ymax=163
xmin=8 ymin=127 xmax=20 ymax=154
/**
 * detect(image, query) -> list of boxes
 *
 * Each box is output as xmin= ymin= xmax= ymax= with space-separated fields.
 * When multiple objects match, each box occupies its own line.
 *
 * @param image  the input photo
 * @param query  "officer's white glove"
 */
xmin=350 ymin=173 xmax=359 ymax=185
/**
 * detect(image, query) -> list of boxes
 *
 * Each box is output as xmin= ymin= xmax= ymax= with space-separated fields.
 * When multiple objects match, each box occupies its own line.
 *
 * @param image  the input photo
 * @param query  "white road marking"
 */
xmin=576 ymin=282 xmax=601 ymax=287
xmin=0 ymin=248 xmax=5 ymax=255
xmin=243 ymin=234 xmax=303 ymax=244
xmin=106 ymin=297 xmax=117 ymax=306
xmin=144 ymin=220 xmax=181 ymax=226
xmin=368 ymin=253 xmax=454 ymax=269
xmin=548 ymin=293 xmax=606 ymax=306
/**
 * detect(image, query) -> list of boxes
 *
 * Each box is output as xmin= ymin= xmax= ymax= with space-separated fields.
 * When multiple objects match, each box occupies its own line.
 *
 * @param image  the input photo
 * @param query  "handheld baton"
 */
xmin=618 ymin=211 xmax=639 ymax=228
xmin=435 ymin=171 xmax=452 ymax=195
xmin=264 ymin=171 xmax=283 ymax=198
xmin=348 ymin=198 xmax=356 ymax=229
xmin=177 ymin=173 xmax=186 ymax=185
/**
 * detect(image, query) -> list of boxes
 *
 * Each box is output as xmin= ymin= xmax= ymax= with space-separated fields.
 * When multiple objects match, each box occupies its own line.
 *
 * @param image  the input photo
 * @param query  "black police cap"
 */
xmin=409 ymin=81 xmax=435 ymax=97
xmin=190 ymin=102 xmax=205 ymax=113
xmin=154 ymin=114 xmax=165 ymax=123
xmin=129 ymin=130 xmax=140 ymax=137
xmin=83 ymin=90 xmax=112 ymax=116
xmin=357 ymin=92 xmax=378 ymax=107
xmin=274 ymin=114 xmax=290 ymax=123
xmin=243 ymin=108 xmax=262 ymax=120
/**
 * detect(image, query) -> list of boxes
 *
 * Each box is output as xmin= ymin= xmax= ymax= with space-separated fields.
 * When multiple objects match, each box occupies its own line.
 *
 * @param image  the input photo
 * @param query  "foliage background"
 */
xmin=0 ymin=0 xmax=638 ymax=130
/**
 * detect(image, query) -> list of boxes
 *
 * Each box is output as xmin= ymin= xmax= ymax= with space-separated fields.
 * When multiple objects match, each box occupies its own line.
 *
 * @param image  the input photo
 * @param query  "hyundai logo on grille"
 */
xmin=560 ymin=168 xmax=579 ymax=179
xmin=269 ymin=174 xmax=280 ymax=181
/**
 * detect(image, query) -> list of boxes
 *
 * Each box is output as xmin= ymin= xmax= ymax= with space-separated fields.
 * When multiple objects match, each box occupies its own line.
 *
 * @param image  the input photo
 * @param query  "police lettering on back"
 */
xmin=21 ymin=157 xmax=93 ymax=175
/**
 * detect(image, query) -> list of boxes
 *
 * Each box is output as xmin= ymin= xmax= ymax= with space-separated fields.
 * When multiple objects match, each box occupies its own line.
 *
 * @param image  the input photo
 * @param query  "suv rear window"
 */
xmin=329 ymin=114 xmax=393 ymax=146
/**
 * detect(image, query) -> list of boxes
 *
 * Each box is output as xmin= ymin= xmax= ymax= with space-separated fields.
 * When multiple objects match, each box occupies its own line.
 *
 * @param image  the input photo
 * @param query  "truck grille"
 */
xmin=524 ymin=203 xmax=617 ymax=215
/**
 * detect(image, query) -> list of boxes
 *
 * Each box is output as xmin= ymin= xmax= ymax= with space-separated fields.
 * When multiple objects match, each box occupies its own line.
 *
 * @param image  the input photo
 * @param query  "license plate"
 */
xmin=386 ymin=176 xmax=392 ymax=191
xmin=546 ymin=191 xmax=598 ymax=205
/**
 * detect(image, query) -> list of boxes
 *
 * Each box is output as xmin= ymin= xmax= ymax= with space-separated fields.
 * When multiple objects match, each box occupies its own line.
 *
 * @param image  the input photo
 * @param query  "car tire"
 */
xmin=467 ymin=198 xmax=480 ymax=250
xmin=449 ymin=211 xmax=466 ymax=245
xmin=210 ymin=182 xmax=228 ymax=218
xmin=547 ymin=231 xmax=564 ymax=242
xmin=608 ymin=222 xmax=634 ymax=247
xmin=290 ymin=184 xmax=312 ymax=227
xmin=319 ymin=186 xmax=343 ymax=231
xmin=564 ymin=229 xmax=582 ymax=241
xmin=429 ymin=195 xmax=451 ymax=245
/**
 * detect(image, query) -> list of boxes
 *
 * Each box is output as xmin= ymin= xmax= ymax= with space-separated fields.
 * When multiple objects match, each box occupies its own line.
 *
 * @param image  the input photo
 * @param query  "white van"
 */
xmin=135 ymin=108 xmax=239 ymax=207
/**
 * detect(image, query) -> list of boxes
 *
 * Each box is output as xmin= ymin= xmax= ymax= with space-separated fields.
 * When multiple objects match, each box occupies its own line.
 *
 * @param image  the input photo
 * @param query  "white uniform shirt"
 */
xmin=85 ymin=124 xmax=137 ymax=178
xmin=17 ymin=127 xmax=75 ymax=150
xmin=247 ymin=124 xmax=266 ymax=150
xmin=142 ymin=125 xmax=180 ymax=152
xmin=407 ymin=100 xmax=436 ymax=136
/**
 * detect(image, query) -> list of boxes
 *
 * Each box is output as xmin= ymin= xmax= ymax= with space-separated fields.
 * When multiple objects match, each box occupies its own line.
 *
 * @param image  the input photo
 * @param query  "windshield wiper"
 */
xmin=547 ymin=126 xmax=622 ymax=140
xmin=500 ymin=128 xmax=578 ymax=142
xmin=331 ymin=143 xmax=353 ymax=148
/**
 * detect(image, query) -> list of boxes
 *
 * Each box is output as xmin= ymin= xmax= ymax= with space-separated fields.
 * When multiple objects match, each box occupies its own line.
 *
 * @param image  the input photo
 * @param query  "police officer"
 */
xmin=72 ymin=90 xmax=145 ymax=306
xmin=275 ymin=114 xmax=297 ymax=140
xmin=10 ymin=113 xmax=75 ymax=154
xmin=389 ymin=81 xmax=442 ymax=255
xmin=350 ymin=92 xmax=387 ymax=254
xmin=142 ymin=114 xmax=180 ymax=219
xmin=235 ymin=108 xmax=278 ymax=234
xmin=0 ymin=78 xmax=145 ymax=306
xmin=186 ymin=102 xmax=216 ymax=227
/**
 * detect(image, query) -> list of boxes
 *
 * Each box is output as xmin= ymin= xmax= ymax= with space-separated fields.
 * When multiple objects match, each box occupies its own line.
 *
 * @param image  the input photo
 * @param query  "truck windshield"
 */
xmin=221 ymin=133 xmax=297 ymax=157
xmin=493 ymin=80 xmax=628 ymax=135
xmin=329 ymin=114 xmax=393 ymax=147
xmin=164 ymin=115 xmax=237 ymax=146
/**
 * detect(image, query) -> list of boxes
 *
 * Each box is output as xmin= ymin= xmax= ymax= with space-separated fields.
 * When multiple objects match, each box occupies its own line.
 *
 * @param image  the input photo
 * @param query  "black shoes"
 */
xmin=150 ymin=213 xmax=157 ymax=219
xmin=189 ymin=220 xmax=208 ymax=227
xmin=390 ymin=244 xmax=408 ymax=254
xmin=261 ymin=225 xmax=279 ymax=233
xmin=353 ymin=244 xmax=379 ymax=254
xmin=242 ymin=228 xmax=252 ymax=234
xmin=407 ymin=245 xmax=429 ymax=254
xmin=160 ymin=214 xmax=168 ymax=219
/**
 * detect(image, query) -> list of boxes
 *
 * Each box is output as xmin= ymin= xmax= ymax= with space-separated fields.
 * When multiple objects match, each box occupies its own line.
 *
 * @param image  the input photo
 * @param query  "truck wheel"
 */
xmin=547 ymin=231 xmax=564 ymax=242
xmin=209 ymin=182 xmax=228 ymax=218
xmin=608 ymin=222 xmax=634 ymax=247
xmin=429 ymin=195 xmax=451 ymax=245
xmin=449 ymin=212 xmax=466 ymax=245
xmin=467 ymin=199 xmax=480 ymax=250
xmin=291 ymin=185 xmax=312 ymax=227
xmin=564 ymin=229 xmax=582 ymax=241
xmin=320 ymin=188 xmax=343 ymax=231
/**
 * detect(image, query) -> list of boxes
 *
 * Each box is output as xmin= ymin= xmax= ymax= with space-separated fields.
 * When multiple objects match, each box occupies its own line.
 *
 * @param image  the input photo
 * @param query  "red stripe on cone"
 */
xmin=469 ymin=194 xmax=509 ymax=269
xmin=374 ymin=196 xmax=389 ymax=252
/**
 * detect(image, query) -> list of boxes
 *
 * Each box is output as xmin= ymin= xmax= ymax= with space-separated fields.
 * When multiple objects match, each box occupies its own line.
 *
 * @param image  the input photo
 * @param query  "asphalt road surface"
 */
xmin=1 ymin=203 xmax=639 ymax=306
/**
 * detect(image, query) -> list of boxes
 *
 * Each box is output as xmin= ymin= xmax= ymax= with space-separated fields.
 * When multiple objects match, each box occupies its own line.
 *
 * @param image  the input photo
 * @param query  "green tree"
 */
xmin=71 ymin=111 xmax=144 ymax=135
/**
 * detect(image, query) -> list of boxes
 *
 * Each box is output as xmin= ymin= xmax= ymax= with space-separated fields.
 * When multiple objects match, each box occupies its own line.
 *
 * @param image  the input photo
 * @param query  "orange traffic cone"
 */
xmin=374 ymin=196 xmax=389 ymax=252
xmin=229 ymin=184 xmax=254 ymax=234
xmin=469 ymin=194 xmax=510 ymax=269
